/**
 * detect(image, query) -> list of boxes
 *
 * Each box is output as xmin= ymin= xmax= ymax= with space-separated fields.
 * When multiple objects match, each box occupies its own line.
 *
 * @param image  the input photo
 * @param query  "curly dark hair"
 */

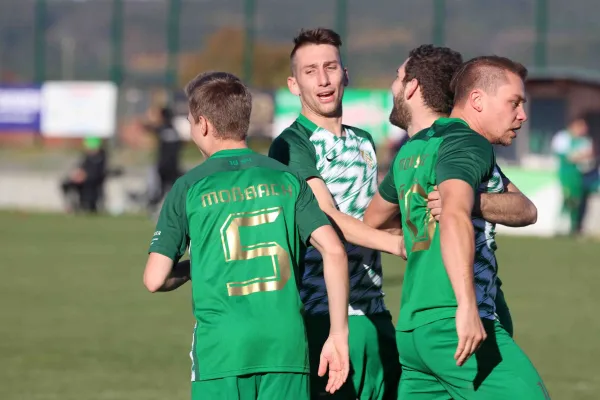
xmin=403 ymin=45 xmax=463 ymax=114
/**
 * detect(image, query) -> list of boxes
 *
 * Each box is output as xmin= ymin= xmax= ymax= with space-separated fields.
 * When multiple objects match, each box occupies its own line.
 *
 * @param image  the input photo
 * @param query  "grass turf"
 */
xmin=0 ymin=211 xmax=598 ymax=399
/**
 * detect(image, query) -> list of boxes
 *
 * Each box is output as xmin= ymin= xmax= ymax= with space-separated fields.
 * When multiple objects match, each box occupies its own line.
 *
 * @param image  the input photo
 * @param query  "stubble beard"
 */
xmin=389 ymin=94 xmax=411 ymax=130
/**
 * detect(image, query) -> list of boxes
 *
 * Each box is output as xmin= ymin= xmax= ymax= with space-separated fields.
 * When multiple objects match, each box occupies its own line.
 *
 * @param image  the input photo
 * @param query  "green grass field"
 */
xmin=1 ymin=211 xmax=598 ymax=399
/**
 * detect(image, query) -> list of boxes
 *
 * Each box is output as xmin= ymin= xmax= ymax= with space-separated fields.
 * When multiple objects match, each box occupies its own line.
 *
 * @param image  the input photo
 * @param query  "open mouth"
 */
xmin=316 ymin=90 xmax=335 ymax=103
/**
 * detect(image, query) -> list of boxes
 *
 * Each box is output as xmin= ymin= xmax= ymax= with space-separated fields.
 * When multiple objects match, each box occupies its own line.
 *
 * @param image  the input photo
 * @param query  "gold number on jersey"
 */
xmin=403 ymin=183 xmax=436 ymax=252
xmin=220 ymin=207 xmax=290 ymax=296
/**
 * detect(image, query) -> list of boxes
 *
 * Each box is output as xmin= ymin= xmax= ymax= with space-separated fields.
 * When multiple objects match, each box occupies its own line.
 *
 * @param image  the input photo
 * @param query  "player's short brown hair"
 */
xmin=290 ymin=28 xmax=342 ymax=60
xmin=451 ymin=56 xmax=528 ymax=105
xmin=403 ymin=44 xmax=463 ymax=115
xmin=185 ymin=71 xmax=252 ymax=141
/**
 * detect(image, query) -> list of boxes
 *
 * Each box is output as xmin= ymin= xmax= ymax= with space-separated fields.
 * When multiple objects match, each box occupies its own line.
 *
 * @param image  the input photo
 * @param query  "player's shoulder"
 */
xmin=254 ymin=152 xmax=294 ymax=173
xmin=434 ymin=118 xmax=476 ymax=136
xmin=439 ymin=122 xmax=492 ymax=151
xmin=272 ymin=122 xmax=312 ymax=147
xmin=346 ymin=125 xmax=376 ymax=147
xmin=173 ymin=161 xmax=217 ymax=190
xmin=345 ymin=125 xmax=374 ymax=140
xmin=253 ymin=153 xmax=305 ymax=184
xmin=269 ymin=123 xmax=316 ymax=161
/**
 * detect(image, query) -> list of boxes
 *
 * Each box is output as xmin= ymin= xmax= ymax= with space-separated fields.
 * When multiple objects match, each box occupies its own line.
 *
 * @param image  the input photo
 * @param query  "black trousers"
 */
xmin=61 ymin=180 xmax=101 ymax=212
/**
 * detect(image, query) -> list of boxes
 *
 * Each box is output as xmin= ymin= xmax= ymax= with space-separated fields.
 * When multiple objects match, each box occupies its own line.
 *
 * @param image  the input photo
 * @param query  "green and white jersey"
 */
xmin=269 ymin=114 xmax=386 ymax=316
xmin=473 ymin=164 xmax=504 ymax=318
xmin=148 ymin=148 xmax=330 ymax=381
xmin=474 ymin=165 xmax=504 ymax=253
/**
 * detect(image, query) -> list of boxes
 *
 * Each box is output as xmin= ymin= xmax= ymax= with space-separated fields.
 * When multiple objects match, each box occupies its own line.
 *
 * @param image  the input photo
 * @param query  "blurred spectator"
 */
xmin=141 ymin=106 xmax=183 ymax=207
xmin=551 ymin=116 xmax=595 ymax=236
xmin=60 ymin=137 xmax=107 ymax=213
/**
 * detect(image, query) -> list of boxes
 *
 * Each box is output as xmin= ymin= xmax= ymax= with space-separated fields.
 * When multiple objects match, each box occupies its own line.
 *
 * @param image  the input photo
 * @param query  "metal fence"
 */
xmin=1 ymin=0 xmax=599 ymax=89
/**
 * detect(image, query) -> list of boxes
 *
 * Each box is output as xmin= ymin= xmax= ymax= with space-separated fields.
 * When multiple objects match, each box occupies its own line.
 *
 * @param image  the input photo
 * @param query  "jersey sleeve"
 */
xmin=148 ymin=180 xmax=189 ymax=260
xmin=435 ymin=133 xmax=495 ymax=191
xmin=294 ymin=176 xmax=331 ymax=245
xmin=269 ymin=130 xmax=322 ymax=181
xmin=378 ymin=163 xmax=398 ymax=203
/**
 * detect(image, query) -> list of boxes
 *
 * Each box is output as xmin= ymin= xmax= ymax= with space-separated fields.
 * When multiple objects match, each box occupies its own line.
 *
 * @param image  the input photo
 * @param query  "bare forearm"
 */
xmin=363 ymin=207 xmax=393 ymax=230
xmin=322 ymin=251 xmax=349 ymax=334
xmin=379 ymin=215 xmax=402 ymax=235
xmin=327 ymin=208 xmax=397 ymax=253
xmin=439 ymin=213 xmax=477 ymax=306
xmin=157 ymin=260 xmax=190 ymax=292
xmin=474 ymin=193 xmax=537 ymax=227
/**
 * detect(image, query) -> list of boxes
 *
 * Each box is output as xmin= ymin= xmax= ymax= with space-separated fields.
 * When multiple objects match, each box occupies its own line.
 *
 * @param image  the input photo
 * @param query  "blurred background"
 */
xmin=0 ymin=1 xmax=599 ymax=399
xmin=1 ymin=0 xmax=600 ymax=235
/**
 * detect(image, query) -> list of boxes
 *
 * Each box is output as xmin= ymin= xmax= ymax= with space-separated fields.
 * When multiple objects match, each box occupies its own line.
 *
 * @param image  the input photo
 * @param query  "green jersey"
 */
xmin=379 ymin=118 xmax=496 ymax=331
xmin=148 ymin=148 xmax=330 ymax=381
xmin=552 ymin=129 xmax=594 ymax=186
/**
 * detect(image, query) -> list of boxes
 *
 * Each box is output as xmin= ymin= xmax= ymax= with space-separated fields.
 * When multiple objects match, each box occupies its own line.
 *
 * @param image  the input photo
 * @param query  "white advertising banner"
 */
xmin=41 ymin=81 xmax=118 ymax=138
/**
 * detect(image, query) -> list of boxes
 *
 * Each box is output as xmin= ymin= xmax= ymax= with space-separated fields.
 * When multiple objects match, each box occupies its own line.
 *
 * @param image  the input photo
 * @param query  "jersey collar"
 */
xmin=296 ymin=113 xmax=349 ymax=140
xmin=409 ymin=117 xmax=470 ymax=141
xmin=434 ymin=117 xmax=470 ymax=128
xmin=210 ymin=147 xmax=254 ymax=159
xmin=296 ymin=114 xmax=319 ymax=132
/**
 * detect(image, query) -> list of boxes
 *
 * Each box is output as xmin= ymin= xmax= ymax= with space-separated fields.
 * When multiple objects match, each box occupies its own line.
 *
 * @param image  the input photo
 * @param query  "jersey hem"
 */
xmin=378 ymin=186 xmax=397 ymax=204
xmin=396 ymin=309 xmax=456 ymax=331
xmin=148 ymin=246 xmax=178 ymax=260
xmin=397 ymin=309 xmax=497 ymax=331
xmin=302 ymin=302 xmax=388 ymax=316
xmin=304 ymin=310 xmax=392 ymax=319
xmin=193 ymin=365 xmax=309 ymax=381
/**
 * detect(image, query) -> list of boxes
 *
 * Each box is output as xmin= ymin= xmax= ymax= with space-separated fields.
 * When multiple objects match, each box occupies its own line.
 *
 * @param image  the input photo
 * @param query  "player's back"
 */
xmin=389 ymin=118 xmax=495 ymax=331
xmin=170 ymin=148 xmax=314 ymax=381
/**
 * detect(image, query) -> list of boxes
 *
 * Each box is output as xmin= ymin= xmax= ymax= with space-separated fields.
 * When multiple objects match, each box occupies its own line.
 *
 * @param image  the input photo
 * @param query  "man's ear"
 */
xmin=469 ymin=90 xmax=483 ymax=112
xmin=405 ymin=79 xmax=418 ymax=100
xmin=288 ymin=76 xmax=300 ymax=96
xmin=343 ymin=68 xmax=349 ymax=87
xmin=198 ymin=116 xmax=209 ymax=137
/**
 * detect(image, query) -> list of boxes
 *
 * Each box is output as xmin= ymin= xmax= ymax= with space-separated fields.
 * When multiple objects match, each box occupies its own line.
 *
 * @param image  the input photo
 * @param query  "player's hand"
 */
xmin=427 ymin=186 xmax=442 ymax=222
xmin=397 ymin=235 xmax=407 ymax=260
xmin=387 ymin=233 xmax=407 ymax=260
xmin=318 ymin=332 xmax=350 ymax=394
xmin=454 ymin=302 xmax=487 ymax=367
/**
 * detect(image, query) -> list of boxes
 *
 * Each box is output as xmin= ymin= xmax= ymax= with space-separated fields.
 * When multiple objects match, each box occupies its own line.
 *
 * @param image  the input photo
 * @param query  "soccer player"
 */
xmin=364 ymin=56 xmax=551 ymax=399
xmin=369 ymin=45 xmax=537 ymax=339
xmin=143 ymin=71 xmax=351 ymax=400
xmin=269 ymin=28 xmax=402 ymax=399
xmin=551 ymin=115 xmax=595 ymax=236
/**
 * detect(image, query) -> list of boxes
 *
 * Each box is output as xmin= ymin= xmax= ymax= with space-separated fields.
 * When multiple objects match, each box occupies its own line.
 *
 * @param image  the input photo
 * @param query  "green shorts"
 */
xmin=396 ymin=318 xmax=550 ymax=400
xmin=191 ymin=373 xmax=309 ymax=400
xmin=304 ymin=313 xmax=401 ymax=399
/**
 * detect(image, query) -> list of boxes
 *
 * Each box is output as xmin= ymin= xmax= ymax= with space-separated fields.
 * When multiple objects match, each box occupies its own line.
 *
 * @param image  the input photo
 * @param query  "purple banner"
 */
xmin=0 ymin=85 xmax=42 ymax=132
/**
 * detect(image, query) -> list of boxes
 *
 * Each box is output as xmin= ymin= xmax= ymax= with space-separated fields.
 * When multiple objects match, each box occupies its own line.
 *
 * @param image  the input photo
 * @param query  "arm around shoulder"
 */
xmin=475 ymin=167 xmax=537 ymax=226
xmin=307 ymin=178 xmax=403 ymax=256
